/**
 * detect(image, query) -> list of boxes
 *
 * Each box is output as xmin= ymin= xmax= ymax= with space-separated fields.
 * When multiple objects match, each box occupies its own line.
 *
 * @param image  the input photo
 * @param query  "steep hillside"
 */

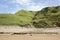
xmin=0 ymin=6 xmax=60 ymax=28
xmin=15 ymin=10 xmax=35 ymax=26
xmin=33 ymin=6 xmax=60 ymax=28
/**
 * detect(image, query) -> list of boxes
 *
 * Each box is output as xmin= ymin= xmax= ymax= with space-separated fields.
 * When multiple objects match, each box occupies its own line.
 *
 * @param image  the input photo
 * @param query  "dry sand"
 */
xmin=0 ymin=34 xmax=60 ymax=40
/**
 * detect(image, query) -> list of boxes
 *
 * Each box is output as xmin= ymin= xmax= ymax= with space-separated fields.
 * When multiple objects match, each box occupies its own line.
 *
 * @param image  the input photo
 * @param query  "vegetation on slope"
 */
xmin=0 ymin=6 xmax=60 ymax=28
xmin=0 ymin=14 xmax=21 ymax=25
xmin=0 ymin=10 xmax=35 ymax=27
xmin=15 ymin=10 xmax=35 ymax=26
xmin=33 ymin=6 xmax=60 ymax=28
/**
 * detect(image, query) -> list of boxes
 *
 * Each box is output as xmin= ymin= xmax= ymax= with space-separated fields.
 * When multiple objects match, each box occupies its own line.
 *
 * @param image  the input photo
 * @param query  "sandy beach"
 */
xmin=0 ymin=34 xmax=60 ymax=40
xmin=0 ymin=26 xmax=60 ymax=40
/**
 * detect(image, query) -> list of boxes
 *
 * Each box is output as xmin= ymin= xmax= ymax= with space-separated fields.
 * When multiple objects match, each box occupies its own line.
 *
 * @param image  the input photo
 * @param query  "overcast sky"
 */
xmin=0 ymin=0 xmax=60 ymax=13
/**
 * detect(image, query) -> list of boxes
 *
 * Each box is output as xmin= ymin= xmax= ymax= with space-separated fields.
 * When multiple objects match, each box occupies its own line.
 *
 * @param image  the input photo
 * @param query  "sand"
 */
xmin=0 ymin=34 xmax=60 ymax=40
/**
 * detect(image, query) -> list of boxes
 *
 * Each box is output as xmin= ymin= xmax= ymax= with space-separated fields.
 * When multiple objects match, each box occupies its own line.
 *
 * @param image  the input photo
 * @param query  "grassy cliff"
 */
xmin=33 ymin=6 xmax=60 ymax=28
xmin=0 ymin=6 xmax=60 ymax=28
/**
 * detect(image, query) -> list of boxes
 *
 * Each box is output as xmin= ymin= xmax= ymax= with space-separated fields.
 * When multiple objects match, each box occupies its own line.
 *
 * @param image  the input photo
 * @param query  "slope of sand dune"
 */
xmin=0 ymin=34 xmax=60 ymax=40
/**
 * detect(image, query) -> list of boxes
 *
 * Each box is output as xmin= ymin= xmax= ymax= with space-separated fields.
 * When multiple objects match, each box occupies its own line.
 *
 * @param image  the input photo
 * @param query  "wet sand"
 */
xmin=0 ymin=34 xmax=60 ymax=40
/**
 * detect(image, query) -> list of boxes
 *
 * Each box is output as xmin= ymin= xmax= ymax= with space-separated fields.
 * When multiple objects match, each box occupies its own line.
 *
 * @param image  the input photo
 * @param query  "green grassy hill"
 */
xmin=15 ymin=10 xmax=35 ymax=26
xmin=33 ymin=6 xmax=60 ymax=28
xmin=0 ymin=14 xmax=21 ymax=25
xmin=0 ymin=10 xmax=35 ymax=27
xmin=0 ymin=6 xmax=60 ymax=28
